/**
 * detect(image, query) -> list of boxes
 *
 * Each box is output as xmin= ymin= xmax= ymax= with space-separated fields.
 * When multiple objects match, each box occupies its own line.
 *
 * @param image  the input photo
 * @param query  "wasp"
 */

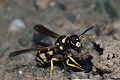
xmin=9 ymin=25 xmax=94 ymax=80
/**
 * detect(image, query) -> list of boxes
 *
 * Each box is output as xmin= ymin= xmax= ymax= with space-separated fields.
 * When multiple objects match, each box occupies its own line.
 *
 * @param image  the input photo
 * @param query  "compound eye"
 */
xmin=76 ymin=42 xmax=81 ymax=47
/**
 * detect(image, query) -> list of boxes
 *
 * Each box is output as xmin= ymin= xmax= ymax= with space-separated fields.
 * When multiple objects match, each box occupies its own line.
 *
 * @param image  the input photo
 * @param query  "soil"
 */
xmin=0 ymin=0 xmax=120 ymax=80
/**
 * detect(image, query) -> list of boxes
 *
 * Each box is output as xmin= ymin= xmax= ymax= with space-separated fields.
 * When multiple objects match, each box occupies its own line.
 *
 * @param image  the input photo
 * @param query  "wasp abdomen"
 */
xmin=36 ymin=49 xmax=58 ymax=66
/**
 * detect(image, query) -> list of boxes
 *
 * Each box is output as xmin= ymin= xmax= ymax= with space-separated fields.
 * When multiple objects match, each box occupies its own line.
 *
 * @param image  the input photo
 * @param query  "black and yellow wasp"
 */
xmin=9 ymin=25 xmax=94 ymax=80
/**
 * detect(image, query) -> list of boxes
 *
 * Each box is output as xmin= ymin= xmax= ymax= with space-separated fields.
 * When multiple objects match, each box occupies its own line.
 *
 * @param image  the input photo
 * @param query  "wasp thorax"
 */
xmin=66 ymin=35 xmax=81 ymax=49
xmin=55 ymin=35 xmax=67 ymax=50
xmin=55 ymin=35 xmax=67 ymax=45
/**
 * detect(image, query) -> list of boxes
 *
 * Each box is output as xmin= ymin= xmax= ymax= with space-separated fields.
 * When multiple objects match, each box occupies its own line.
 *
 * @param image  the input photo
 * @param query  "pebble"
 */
xmin=35 ymin=0 xmax=49 ymax=9
xmin=8 ymin=18 xmax=26 ymax=33
xmin=49 ymin=1 xmax=56 ymax=7
xmin=18 ymin=71 xmax=23 ymax=74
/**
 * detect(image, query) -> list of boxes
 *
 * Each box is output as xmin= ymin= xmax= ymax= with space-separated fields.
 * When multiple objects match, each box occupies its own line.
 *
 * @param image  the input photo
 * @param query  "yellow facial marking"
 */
xmin=76 ymin=42 xmax=81 ymax=47
xmin=36 ymin=57 xmax=44 ymax=64
xmin=59 ymin=46 xmax=63 ymax=50
xmin=62 ymin=37 xmax=67 ymax=43
xmin=47 ymin=51 xmax=53 ymax=55
xmin=39 ymin=53 xmax=47 ymax=62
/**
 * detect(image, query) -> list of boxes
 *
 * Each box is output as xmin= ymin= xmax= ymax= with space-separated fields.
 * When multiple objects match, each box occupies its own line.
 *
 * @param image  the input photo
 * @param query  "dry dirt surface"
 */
xmin=0 ymin=0 xmax=120 ymax=80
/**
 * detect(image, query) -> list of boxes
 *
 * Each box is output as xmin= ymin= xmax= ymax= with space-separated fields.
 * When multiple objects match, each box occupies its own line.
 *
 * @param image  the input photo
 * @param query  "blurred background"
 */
xmin=0 ymin=0 xmax=120 ymax=80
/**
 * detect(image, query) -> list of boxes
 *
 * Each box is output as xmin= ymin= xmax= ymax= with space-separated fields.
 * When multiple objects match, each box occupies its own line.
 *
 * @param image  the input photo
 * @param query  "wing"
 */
xmin=34 ymin=25 xmax=61 ymax=39
xmin=9 ymin=45 xmax=57 ymax=59
xmin=33 ymin=33 xmax=52 ymax=47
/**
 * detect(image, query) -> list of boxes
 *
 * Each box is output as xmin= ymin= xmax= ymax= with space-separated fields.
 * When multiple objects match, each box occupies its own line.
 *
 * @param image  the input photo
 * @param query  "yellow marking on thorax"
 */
xmin=76 ymin=42 xmax=81 ymax=47
xmin=62 ymin=37 xmax=67 ymax=43
xmin=56 ymin=43 xmax=59 ymax=45
xmin=59 ymin=46 xmax=63 ymax=50
xmin=39 ymin=53 xmax=47 ymax=62
xmin=47 ymin=51 xmax=53 ymax=55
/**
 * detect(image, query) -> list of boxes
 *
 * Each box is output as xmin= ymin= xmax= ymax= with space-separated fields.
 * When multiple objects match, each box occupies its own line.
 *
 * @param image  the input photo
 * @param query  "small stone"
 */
xmin=8 ymin=18 xmax=26 ymax=33
xmin=18 ymin=71 xmax=22 ymax=74
xmin=49 ymin=1 xmax=56 ymax=7
xmin=35 ymin=0 xmax=49 ymax=9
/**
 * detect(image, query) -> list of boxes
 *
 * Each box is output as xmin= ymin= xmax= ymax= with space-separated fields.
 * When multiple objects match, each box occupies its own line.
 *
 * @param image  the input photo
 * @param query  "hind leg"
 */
xmin=50 ymin=58 xmax=59 ymax=80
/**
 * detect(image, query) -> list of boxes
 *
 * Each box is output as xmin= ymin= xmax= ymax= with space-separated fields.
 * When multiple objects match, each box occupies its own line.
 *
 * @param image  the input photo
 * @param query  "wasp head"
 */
xmin=66 ymin=35 xmax=82 ymax=51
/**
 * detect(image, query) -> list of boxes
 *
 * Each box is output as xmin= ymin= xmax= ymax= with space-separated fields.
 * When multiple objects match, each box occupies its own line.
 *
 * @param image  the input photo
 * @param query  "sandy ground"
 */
xmin=0 ymin=0 xmax=120 ymax=80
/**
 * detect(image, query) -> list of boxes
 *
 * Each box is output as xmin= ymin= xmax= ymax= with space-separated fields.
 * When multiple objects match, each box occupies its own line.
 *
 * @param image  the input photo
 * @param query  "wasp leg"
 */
xmin=67 ymin=55 xmax=81 ymax=68
xmin=67 ymin=55 xmax=83 ymax=70
xmin=50 ymin=58 xmax=59 ymax=80
xmin=66 ymin=59 xmax=82 ymax=70
xmin=62 ymin=59 xmax=70 ymax=75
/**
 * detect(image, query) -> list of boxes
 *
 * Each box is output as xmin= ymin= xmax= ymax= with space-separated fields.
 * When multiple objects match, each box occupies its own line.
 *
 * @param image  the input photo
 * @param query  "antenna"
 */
xmin=79 ymin=26 xmax=94 ymax=37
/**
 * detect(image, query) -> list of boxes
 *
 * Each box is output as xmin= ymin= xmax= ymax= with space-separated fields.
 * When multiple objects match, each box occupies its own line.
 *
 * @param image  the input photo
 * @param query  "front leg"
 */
xmin=66 ymin=55 xmax=83 ymax=70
